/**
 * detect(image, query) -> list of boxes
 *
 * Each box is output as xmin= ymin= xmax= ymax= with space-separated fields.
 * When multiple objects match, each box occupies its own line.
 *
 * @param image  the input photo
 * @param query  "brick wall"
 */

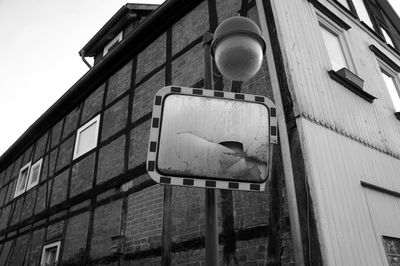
xmin=62 ymin=107 xmax=80 ymax=140
xmin=106 ymin=61 xmax=132 ymax=105
xmin=51 ymin=119 xmax=64 ymax=149
xmin=129 ymin=120 xmax=151 ymax=169
xmin=10 ymin=197 xmax=23 ymax=226
xmin=126 ymin=185 xmax=164 ymax=253
xmin=101 ymin=95 xmax=128 ymax=141
xmin=131 ymin=69 xmax=165 ymax=123
xmin=50 ymin=169 xmax=69 ymax=207
xmin=97 ymin=135 xmax=125 ymax=184
xmin=236 ymin=238 xmax=268 ymax=265
xmin=136 ymin=34 xmax=166 ymax=82
xmin=81 ymin=84 xmax=105 ymax=125
xmin=171 ymin=187 xmax=206 ymax=243
xmin=34 ymin=183 xmax=47 ymax=214
xmin=27 ymin=228 xmax=45 ymax=265
xmin=0 ymin=205 xmax=11 ymax=230
xmin=91 ymin=200 xmax=122 ymax=259
xmin=7 ymin=233 xmax=30 ymax=265
xmin=0 ymin=240 xmax=13 ymax=265
xmin=20 ymin=189 xmax=36 ymax=221
xmin=55 ymin=136 xmax=74 ymax=172
xmin=70 ymin=152 xmax=95 ymax=198
xmin=46 ymin=220 xmax=64 ymax=240
xmin=63 ymin=211 xmax=90 ymax=260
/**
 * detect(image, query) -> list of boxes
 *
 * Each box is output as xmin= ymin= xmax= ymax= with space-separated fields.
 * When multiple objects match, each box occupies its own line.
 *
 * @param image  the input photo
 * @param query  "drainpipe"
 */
xmin=255 ymin=0 xmax=305 ymax=265
xmin=80 ymin=50 xmax=92 ymax=69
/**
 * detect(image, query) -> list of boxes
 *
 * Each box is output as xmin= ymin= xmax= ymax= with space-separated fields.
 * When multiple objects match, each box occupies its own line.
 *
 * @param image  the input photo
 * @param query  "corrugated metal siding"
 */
xmin=272 ymin=0 xmax=400 ymax=155
xmin=363 ymin=188 xmax=400 ymax=264
xmin=269 ymin=0 xmax=400 ymax=264
xmin=298 ymin=118 xmax=400 ymax=265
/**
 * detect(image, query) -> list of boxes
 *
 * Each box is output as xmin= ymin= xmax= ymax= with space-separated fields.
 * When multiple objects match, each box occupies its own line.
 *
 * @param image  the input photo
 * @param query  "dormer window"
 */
xmin=103 ymin=31 xmax=123 ymax=56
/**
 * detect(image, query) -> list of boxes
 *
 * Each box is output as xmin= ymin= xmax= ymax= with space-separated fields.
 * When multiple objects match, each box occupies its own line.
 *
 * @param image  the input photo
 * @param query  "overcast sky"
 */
xmin=0 ymin=1 xmax=399 ymax=158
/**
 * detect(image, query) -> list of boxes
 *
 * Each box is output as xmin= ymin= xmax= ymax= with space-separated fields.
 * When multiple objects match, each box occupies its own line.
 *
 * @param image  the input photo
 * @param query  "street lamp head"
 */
xmin=211 ymin=16 xmax=266 ymax=81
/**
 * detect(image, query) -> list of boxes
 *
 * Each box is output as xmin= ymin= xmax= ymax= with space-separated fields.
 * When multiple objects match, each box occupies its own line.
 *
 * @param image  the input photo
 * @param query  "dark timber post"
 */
xmin=203 ymin=32 xmax=219 ymax=266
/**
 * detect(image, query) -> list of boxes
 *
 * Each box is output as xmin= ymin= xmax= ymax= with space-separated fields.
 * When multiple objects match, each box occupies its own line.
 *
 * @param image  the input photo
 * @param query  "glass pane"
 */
xmin=381 ymin=71 xmax=400 ymax=112
xmin=389 ymin=256 xmax=400 ymax=266
xmin=17 ymin=169 xmax=29 ymax=192
xmin=353 ymin=0 xmax=373 ymax=28
xmin=45 ymin=247 xmax=57 ymax=266
xmin=77 ymin=121 xmax=98 ymax=155
xmin=320 ymin=27 xmax=348 ymax=71
xmin=382 ymin=27 xmax=395 ymax=47
xmin=158 ymin=94 xmax=270 ymax=182
xmin=337 ymin=0 xmax=350 ymax=9
xmin=29 ymin=165 xmax=40 ymax=185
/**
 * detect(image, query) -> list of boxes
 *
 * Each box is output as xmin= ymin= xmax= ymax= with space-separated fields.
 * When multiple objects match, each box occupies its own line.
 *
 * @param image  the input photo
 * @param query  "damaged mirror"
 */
xmin=157 ymin=94 xmax=270 ymax=183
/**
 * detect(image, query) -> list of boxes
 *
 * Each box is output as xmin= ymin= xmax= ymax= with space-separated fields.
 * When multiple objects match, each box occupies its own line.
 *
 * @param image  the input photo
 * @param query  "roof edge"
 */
xmin=79 ymin=3 xmax=159 ymax=57
xmin=0 ymin=0 xmax=204 ymax=171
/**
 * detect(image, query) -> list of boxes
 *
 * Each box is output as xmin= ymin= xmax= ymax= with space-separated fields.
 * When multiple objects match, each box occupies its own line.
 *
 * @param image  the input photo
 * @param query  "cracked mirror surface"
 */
xmin=157 ymin=94 xmax=270 ymax=182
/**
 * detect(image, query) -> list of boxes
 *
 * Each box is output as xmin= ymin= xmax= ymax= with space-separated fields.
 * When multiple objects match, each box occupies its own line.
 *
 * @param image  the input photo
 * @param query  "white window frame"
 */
xmin=317 ymin=11 xmax=355 ymax=72
xmin=27 ymin=158 xmax=42 ymax=191
xmin=40 ymin=241 xmax=61 ymax=266
xmin=103 ymin=31 xmax=123 ymax=56
xmin=14 ymin=162 xmax=31 ymax=198
xmin=73 ymin=114 xmax=100 ymax=160
xmin=378 ymin=58 xmax=400 ymax=112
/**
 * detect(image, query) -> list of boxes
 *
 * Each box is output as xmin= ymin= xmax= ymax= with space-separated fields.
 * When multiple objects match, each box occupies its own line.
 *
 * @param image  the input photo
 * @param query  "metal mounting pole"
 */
xmin=203 ymin=32 xmax=219 ymax=266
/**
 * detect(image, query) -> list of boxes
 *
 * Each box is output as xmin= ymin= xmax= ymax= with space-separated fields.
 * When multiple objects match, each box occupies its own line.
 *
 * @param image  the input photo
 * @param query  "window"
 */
xmin=318 ymin=13 xmax=376 ymax=102
xmin=320 ymin=25 xmax=349 ymax=71
xmin=14 ymin=162 xmax=31 ymax=198
xmin=336 ymin=0 xmax=350 ymax=10
xmin=73 ymin=114 xmax=100 ymax=160
xmin=352 ymin=0 xmax=373 ymax=28
xmin=103 ymin=31 xmax=123 ymax=56
xmin=27 ymin=158 xmax=42 ymax=190
xmin=381 ymin=27 xmax=395 ymax=47
xmin=380 ymin=64 xmax=400 ymax=112
xmin=318 ymin=12 xmax=353 ymax=72
xmin=383 ymin=236 xmax=400 ymax=266
xmin=40 ymin=241 xmax=61 ymax=266
xmin=331 ymin=0 xmax=374 ymax=30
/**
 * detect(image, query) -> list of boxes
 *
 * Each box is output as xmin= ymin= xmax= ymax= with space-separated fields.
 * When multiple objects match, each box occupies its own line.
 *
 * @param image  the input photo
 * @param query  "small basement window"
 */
xmin=14 ymin=162 xmax=31 ymax=198
xmin=103 ymin=31 xmax=123 ymax=56
xmin=73 ymin=114 xmax=100 ymax=160
xmin=27 ymin=158 xmax=42 ymax=190
xmin=40 ymin=241 xmax=61 ymax=266
xmin=383 ymin=236 xmax=400 ymax=266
